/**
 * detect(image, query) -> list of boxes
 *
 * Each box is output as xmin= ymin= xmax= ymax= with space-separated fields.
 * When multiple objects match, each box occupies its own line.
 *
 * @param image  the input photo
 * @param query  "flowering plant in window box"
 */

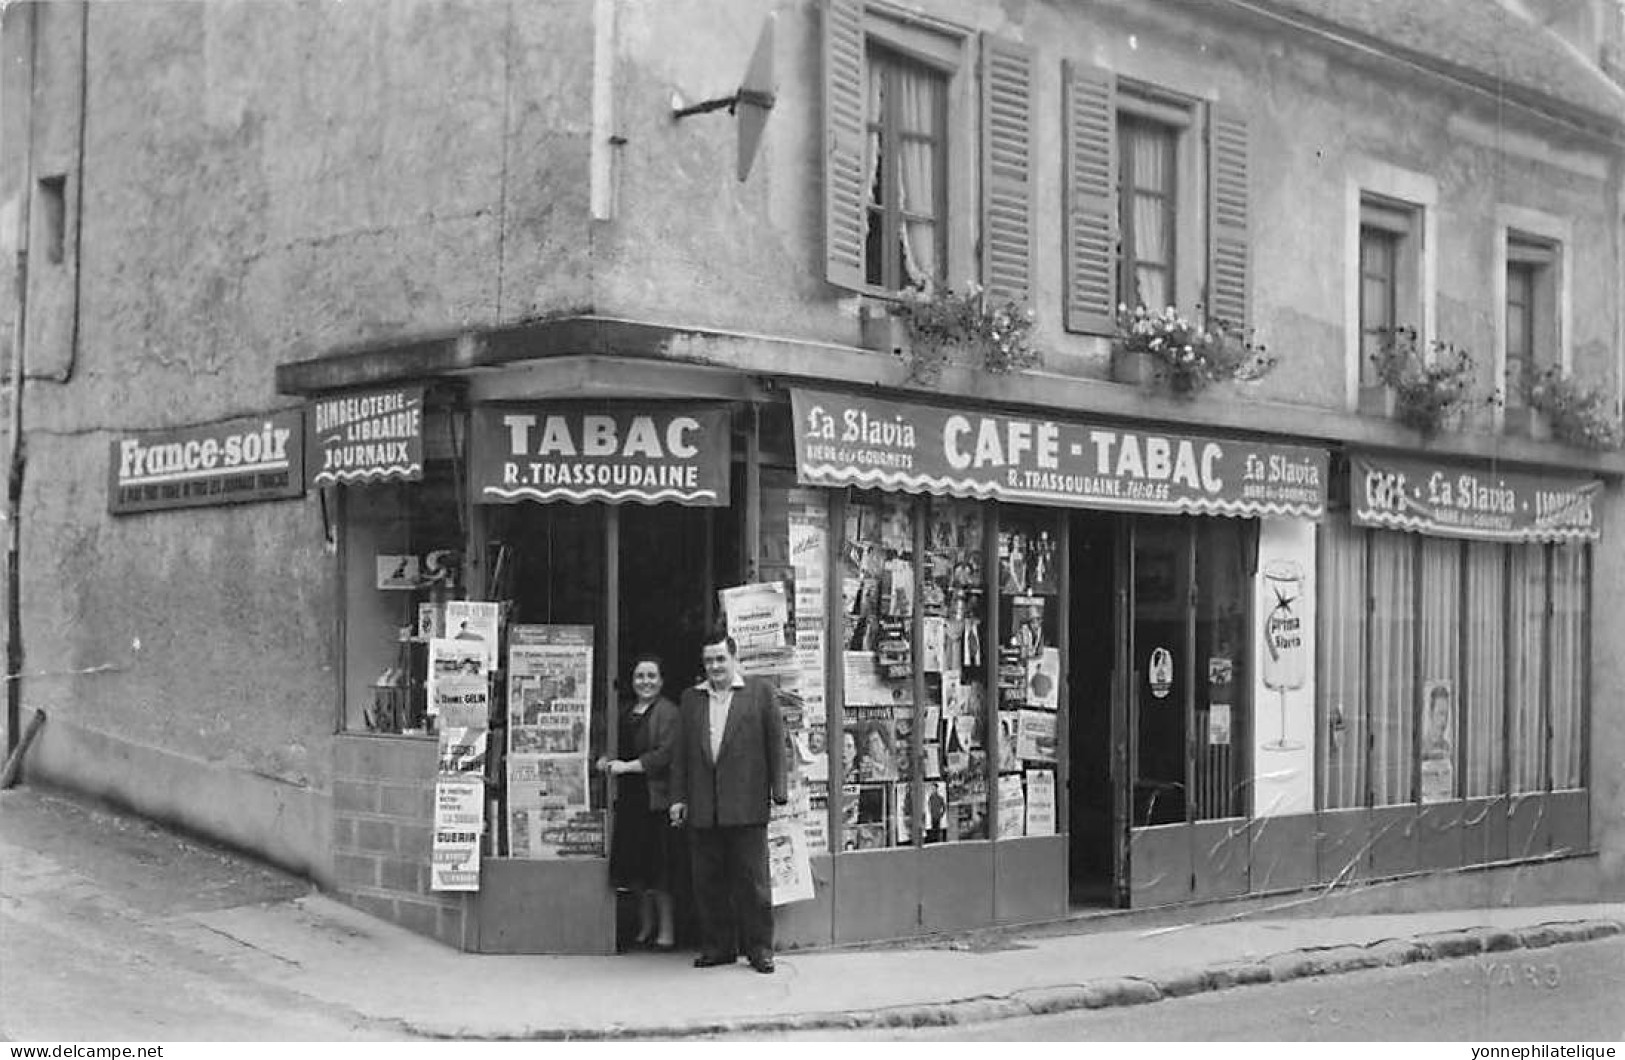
xmin=1527 ymin=365 xmax=1623 ymax=450
xmin=1111 ymin=304 xmax=1274 ymax=397
xmin=873 ymin=282 xmax=1038 ymax=384
xmin=1368 ymin=327 xmax=1483 ymax=435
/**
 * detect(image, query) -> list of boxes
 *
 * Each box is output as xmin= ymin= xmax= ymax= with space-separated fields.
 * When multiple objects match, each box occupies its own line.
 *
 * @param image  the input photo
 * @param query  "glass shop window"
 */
xmin=993 ymin=509 xmax=1062 ymax=839
xmin=341 ymin=407 xmax=466 ymax=735
xmin=839 ymin=492 xmax=925 ymax=849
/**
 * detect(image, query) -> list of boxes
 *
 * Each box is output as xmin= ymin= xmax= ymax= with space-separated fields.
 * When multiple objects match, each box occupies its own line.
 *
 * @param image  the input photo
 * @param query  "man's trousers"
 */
xmin=687 ymin=823 xmax=773 ymax=959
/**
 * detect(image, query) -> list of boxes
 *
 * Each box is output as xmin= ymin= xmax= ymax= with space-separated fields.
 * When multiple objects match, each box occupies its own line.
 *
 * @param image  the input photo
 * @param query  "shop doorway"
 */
xmin=617 ymin=504 xmax=716 ymax=695
xmin=1066 ymin=511 xmax=1119 ymax=907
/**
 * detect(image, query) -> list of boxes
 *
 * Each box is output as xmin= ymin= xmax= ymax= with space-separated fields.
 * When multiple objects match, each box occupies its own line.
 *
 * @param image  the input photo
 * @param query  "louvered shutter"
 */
xmin=1063 ymin=62 xmax=1116 ymax=335
xmin=1206 ymin=104 xmax=1250 ymax=330
xmin=823 ymin=0 xmax=866 ymax=291
xmin=980 ymin=35 xmax=1033 ymax=306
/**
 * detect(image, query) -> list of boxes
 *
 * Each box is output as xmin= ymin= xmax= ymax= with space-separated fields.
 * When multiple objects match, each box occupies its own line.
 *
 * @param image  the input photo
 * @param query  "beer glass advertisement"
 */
xmin=1252 ymin=518 xmax=1316 ymax=815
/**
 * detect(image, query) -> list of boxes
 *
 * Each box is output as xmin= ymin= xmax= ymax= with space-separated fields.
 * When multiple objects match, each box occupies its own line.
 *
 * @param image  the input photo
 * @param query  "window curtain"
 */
xmin=1549 ymin=544 xmax=1585 ymax=790
xmin=1124 ymin=123 xmax=1171 ymax=310
xmin=1319 ymin=520 xmax=1367 ymax=809
xmin=1418 ymin=538 xmax=1460 ymax=801
xmin=1507 ymin=544 xmax=1547 ymax=793
xmin=1368 ymin=532 xmax=1415 ymax=805
xmin=895 ymin=68 xmax=940 ymax=287
xmin=1463 ymin=543 xmax=1506 ymax=797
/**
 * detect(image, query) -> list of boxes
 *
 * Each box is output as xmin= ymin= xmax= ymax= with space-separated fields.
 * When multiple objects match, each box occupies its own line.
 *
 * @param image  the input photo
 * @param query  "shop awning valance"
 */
xmin=1350 ymin=452 xmax=1602 ymax=542
xmin=790 ymin=388 xmax=1329 ymax=519
xmin=307 ymin=386 xmax=425 ymax=486
xmin=471 ymin=404 xmax=731 ymax=506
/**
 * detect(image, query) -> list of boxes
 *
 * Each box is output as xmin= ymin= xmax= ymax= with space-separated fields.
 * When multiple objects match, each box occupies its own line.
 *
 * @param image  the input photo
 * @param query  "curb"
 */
xmin=418 ymin=918 xmax=1623 ymax=1040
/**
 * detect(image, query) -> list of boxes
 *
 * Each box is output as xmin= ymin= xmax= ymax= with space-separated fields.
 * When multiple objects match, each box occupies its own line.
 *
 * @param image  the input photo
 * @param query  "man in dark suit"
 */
xmin=669 ymin=632 xmax=787 ymax=973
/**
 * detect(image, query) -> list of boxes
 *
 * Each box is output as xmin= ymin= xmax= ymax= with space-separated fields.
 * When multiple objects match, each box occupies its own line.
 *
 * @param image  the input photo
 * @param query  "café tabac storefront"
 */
xmin=318 ymin=372 xmax=1342 ymax=953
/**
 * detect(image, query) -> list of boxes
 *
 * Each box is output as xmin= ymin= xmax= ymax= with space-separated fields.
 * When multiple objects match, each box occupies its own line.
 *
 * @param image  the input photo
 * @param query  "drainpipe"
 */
xmin=6 ymin=0 xmax=38 ymax=755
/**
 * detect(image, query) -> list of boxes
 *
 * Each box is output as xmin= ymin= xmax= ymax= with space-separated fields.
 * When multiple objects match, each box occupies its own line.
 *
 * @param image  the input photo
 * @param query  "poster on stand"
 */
xmin=1420 ymin=679 xmax=1456 ymax=804
xmin=435 ymin=702 xmax=489 ymax=776
xmin=1016 ymin=710 xmax=1057 ymax=762
xmin=767 ymin=816 xmax=816 ymax=906
xmin=1025 ymin=769 xmax=1056 ymax=836
xmin=720 ymin=582 xmax=793 ymax=675
xmin=427 ymin=639 xmax=488 ymax=717
xmin=444 ymin=601 xmax=502 ymax=668
xmin=506 ymin=625 xmax=597 ymax=858
xmin=997 ymin=773 xmax=1025 ymax=839
xmin=430 ymin=777 xmax=484 ymax=891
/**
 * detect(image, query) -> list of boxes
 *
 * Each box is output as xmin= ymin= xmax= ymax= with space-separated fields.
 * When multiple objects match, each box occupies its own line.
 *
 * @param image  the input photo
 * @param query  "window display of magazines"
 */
xmin=996 ymin=517 xmax=1060 ymax=838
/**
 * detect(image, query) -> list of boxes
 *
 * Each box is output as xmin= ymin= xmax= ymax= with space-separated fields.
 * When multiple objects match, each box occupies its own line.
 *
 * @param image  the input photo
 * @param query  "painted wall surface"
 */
xmin=0 ymin=0 xmax=595 ymax=880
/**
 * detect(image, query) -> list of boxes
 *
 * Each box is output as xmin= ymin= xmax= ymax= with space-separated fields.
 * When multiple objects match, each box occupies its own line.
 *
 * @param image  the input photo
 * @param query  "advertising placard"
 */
xmin=430 ymin=777 xmax=484 ymax=891
xmin=506 ymin=624 xmax=597 ymax=859
xmin=1351 ymin=452 xmax=1602 ymax=542
xmin=791 ymin=388 xmax=1328 ymax=519
xmin=306 ymin=386 xmax=424 ymax=486
xmin=109 ymin=411 xmax=305 ymax=514
xmin=471 ymin=405 xmax=731 ymax=506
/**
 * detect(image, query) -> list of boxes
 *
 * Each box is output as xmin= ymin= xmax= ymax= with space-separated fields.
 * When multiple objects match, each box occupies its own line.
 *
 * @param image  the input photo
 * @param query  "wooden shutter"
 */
xmin=823 ymin=0 xmax=867 ymax=291
xmin=1063 ymin=61 xmax=1116 ymax=335
xmin=1206 ymin=103 xmax=1250 ymax=330
xmin=980 ymin=35 xmax=1034 ymax=306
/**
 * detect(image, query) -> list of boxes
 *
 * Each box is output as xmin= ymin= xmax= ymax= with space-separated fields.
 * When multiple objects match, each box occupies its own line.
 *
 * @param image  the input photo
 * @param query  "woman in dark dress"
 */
xmin=597 ymin=654 xmax=680 ymax=949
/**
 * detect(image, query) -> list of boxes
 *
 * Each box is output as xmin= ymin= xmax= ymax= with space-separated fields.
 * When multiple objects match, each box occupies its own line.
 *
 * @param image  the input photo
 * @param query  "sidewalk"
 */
xmin=3 ymin=784 xmax=1621 ymax=1040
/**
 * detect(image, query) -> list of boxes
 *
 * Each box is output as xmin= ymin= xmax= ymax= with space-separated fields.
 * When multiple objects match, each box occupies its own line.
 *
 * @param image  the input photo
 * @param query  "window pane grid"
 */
xmin=1118 ymin=115 xmax=1177 ymax=310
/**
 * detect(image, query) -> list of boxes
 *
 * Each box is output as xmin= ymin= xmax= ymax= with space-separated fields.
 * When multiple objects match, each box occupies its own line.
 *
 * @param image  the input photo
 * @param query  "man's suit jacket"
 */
xmin=671 ymin=676 xmax=787 ymax=829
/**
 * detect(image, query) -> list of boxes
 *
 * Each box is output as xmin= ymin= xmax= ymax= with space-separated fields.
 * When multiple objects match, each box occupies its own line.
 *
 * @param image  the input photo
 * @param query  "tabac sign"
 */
xmin=790 ymin=389 xmax=1328 ymax=519
xmin=307 ymin=386 xmax=424 ymax=486
xmin=109 ymin=410 xmax=306 ymax=514
xmin=471 ymin=405 xmax=731 ymax=506
xmin=1351 ymin=452 xmax=1602 ymax=542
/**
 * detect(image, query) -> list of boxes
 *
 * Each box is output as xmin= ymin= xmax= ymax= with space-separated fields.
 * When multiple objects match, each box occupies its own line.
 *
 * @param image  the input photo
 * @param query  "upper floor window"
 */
xmin=1062 ymin=65 xmax=1249 ymax=335
xmin=824 ymin=2 xmax=1034 ymax=307
xmin=1357 ymin=195 xmax=1422 ymax=391
xmin=1117 ymin=113 xmax=1179 ymax=310
xmin=1503 ymin=234 xmax=1559 ymax=414
xmin=864 ymin=45 xmax=948 ymax=290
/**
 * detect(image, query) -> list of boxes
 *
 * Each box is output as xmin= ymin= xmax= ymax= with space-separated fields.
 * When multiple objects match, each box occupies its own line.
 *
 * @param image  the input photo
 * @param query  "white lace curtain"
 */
xmin=866 ymin=52 xmax=940 ymax=288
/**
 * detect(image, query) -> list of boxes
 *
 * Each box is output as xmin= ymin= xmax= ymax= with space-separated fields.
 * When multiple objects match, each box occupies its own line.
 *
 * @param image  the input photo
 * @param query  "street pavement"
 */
xmin=749 ymin=937 xmax=1625 ymax=1040
xmin=2 ymin=784 xmax=1622 ymax=1041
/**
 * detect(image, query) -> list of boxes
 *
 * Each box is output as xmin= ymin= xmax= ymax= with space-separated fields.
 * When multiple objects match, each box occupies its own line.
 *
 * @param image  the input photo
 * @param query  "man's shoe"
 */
xmin=747 ymin=952 xmax=775 ymax=974
xmin=693 ymin=953 xmax=736 ymax=968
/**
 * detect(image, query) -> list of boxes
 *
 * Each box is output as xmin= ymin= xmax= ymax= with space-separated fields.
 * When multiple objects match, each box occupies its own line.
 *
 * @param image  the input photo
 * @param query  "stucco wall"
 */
xmin=0 ymin=0 xmax=594 ymax=875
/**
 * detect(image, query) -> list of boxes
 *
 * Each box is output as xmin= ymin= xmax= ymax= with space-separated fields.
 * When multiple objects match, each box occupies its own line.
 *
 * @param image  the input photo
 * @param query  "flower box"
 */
xmin=859 ymin=309 xmax=910 ymax=357
xmin=1501 ymin=405 xmax=1551 ymax=442
xmin=1357 ymin=383 xmax=1396 ymax=419
xmin=1109 ymin=346 xmax=1159 ymax=386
